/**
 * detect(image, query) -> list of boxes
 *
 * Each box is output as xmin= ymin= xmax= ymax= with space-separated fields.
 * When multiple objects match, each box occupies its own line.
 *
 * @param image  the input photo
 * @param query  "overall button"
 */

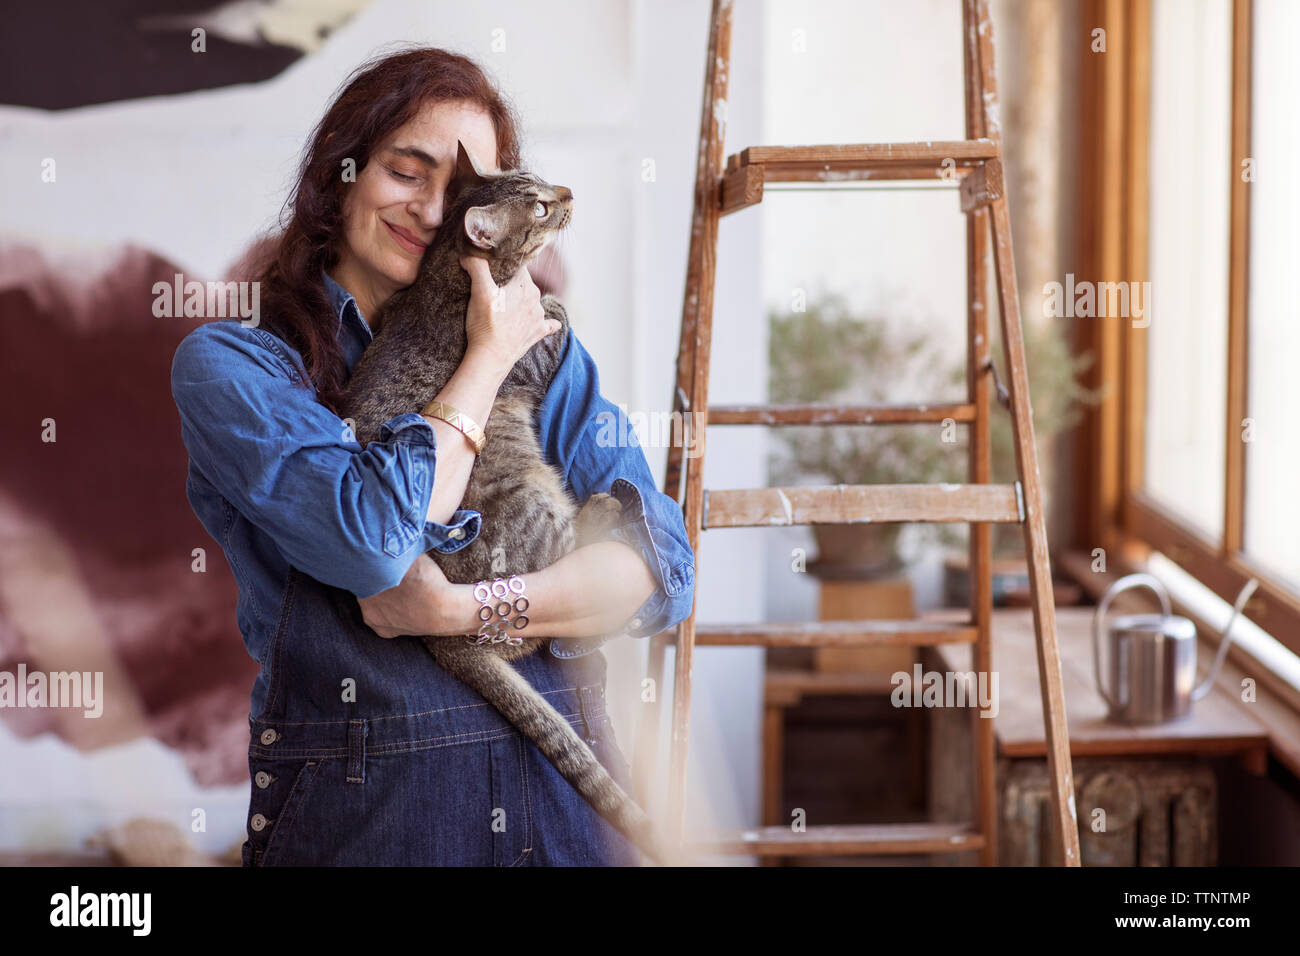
xmin=448 ymin=526 xmax=466 ymax=539
xmin=254 ymin=771 xmax=272 ymax=789
xmin=629 ymin=617 xmax=642 ymax=630
xmin=260 ymin=729 xmax=279 ymax=745
xmin=250 ymin=813 xmax=268 ymax=832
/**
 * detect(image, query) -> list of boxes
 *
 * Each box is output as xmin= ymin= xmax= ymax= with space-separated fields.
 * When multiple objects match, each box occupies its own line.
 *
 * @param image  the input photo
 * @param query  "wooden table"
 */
xmin=930 ymin=607 xmax=1269 ymax=771
xmin=928 ymin=607 xmax=1269 ymax=865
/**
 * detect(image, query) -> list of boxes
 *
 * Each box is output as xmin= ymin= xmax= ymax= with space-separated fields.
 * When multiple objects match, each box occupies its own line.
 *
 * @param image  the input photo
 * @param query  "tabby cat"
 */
xmin=340 ymin=141 xmax=674 ymax=866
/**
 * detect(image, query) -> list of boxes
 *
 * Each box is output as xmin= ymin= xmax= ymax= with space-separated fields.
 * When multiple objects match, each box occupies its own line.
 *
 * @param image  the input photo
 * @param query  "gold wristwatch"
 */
xmin=421 ymin=401 xmax=486 ymax=455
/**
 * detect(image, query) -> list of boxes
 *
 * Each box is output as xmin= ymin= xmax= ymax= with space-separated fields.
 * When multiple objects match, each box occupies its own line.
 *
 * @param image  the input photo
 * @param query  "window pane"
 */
xmin=1144 ymin=0 xmax=1232 ymax=538
xmin=1245 ymin=0 xmax=1300 ymax=590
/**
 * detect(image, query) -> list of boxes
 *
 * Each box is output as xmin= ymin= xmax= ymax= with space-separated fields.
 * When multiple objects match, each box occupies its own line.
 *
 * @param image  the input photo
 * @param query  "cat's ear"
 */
xmin=462 ymin=204 xmax=511 ymax=251
xmin=445 ymin=140 xmax=488 ymax=207
xmin=455 ymin=140 xmax=488 ymax=184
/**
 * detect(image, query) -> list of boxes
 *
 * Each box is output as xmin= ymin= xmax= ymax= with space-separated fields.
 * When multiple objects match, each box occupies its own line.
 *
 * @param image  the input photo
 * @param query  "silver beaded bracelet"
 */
xmin=467 ymin=575 xmax=530 ymax=647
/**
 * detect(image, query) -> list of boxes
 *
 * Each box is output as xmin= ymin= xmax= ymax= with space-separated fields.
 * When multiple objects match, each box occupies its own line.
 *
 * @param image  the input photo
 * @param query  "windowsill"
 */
xmin=1059 ymin=548 xmax=1300 ymax=781
xmin=1143 ymin=551 xmax=1300 ymax=695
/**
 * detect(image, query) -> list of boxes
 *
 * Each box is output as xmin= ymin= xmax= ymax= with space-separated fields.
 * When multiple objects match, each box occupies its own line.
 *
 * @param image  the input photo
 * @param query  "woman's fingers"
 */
xmin=509 ymin=267 xmax=544 ymax=321
xmin=356 ymin=554 xmax=461 ymax=638
xmin=460 ymin=255 xmax=499 ymax=311
xmin=357 ymin=601 xmax=400 ymax=638
xmin=460 ymin=254 xmax=493 ymax=287
xmin=460 ymin=255 xmax=558 ymax=368
xmin=533 ymin=319 xmax=562 ymax=346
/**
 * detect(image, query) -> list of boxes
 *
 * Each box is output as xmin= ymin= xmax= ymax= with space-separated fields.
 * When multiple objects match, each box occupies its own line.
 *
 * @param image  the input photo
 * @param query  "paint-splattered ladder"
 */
xmin=633 ymin=0 xmax=1080 ymax=867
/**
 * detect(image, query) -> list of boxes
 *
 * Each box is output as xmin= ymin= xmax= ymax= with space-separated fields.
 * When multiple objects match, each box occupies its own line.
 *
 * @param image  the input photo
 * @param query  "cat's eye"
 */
xmin=534 ymin=201 xmax=548 ymax=218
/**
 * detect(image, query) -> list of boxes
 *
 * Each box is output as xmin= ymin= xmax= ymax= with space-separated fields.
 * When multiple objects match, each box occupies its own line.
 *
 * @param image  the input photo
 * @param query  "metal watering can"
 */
xmin=1092 ymin=573 xmax=1259 ymax=724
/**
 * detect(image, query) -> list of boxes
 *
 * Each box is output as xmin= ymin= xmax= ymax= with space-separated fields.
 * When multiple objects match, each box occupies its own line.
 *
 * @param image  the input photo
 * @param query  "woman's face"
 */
xmin=332 ymin=98 xmax=501 ymax=321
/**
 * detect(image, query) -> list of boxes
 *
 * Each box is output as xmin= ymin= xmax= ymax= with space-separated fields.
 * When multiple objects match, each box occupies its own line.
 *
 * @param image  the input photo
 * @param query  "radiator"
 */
xmin=926 ymin=687 xmax=1220 ymax=866
xmin=1000 ymin=758 xmax=1217 ymax=866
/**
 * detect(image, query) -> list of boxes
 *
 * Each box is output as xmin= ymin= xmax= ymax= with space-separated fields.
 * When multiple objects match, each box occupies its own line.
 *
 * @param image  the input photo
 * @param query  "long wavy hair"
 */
xmin=251 ymin=47 xmax=524 ymax=414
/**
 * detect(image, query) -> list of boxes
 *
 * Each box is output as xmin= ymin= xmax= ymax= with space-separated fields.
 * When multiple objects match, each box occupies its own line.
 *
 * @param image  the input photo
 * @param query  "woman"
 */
xmin=170 ymin=48 xmax=695 ymax=865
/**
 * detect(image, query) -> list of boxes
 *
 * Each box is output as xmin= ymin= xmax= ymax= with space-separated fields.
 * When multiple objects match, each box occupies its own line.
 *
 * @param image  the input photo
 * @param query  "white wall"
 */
xmin=759 ymin=0 xmax=971 ymax=625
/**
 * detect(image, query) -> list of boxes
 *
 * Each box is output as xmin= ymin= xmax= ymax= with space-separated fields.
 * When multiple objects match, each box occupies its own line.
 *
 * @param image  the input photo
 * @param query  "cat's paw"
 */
xmin=573 ymin=492 xmax=625 ymax=547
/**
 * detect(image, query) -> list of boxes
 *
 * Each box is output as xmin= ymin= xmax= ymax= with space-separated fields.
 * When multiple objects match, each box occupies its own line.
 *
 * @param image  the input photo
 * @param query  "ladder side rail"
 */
xmin=974 ymin=0 xmax=1082 ymax=865
xmin=962 ymin=0 xmax=998 ymax=867
xmin=663 ymin=0 xmax=735 ymax=841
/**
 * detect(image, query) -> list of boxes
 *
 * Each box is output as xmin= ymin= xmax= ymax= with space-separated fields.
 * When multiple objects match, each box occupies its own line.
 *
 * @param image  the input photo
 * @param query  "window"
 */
xmin=1244 ymin=0 xmax=1300 ymax=593
xmin=1144 ymin=0 xmax=1231 ymax=540
xmin=1075 ymin=0 xmax=1300 ymax=657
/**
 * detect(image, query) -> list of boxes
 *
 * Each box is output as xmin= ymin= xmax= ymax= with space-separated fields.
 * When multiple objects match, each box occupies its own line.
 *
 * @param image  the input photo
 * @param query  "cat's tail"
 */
xmin=424 ymin=638 xmax=687 ymax=866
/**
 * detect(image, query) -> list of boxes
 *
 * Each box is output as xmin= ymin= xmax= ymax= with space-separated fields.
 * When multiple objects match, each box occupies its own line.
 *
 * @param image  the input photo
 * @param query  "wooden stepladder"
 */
xmin=633 ymin=0 xmax=1081 ymax=866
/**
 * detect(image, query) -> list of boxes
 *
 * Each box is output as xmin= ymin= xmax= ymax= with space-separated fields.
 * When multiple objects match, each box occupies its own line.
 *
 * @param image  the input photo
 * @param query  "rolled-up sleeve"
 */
xmin=171 ymin=321 xmax=481 ymax=598
xmin=538 ymin=330 xmax=696 ymax=654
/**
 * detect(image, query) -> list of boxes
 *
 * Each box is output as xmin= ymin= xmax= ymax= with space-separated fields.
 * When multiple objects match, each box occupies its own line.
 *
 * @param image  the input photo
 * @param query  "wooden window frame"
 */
xmin=1074 ymin=0 xmax=1300 ymax=656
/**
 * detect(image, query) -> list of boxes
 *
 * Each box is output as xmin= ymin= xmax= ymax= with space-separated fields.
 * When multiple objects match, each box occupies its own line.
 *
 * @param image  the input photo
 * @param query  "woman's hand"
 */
xmin=357 ymin=553 xmax=476 ymax=638
xmin=460 ymin=255 xmax=561 ymax=378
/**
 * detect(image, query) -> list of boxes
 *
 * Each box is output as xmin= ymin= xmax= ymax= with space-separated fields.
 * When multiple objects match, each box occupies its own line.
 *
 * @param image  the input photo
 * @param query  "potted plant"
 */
xmin=767 ymin=290 xmax=967 ymax=577
xmin=767 ymin=289 xmax=1096 ymax=595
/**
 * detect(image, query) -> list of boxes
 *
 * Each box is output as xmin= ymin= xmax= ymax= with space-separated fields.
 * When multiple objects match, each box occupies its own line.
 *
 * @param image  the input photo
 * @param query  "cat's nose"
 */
xmin=554 ymin=186 xmax=573 ymax=202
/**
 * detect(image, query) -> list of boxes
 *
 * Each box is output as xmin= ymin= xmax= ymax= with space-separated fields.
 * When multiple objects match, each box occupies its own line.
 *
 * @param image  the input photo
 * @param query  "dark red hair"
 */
xmin=250 ymin=46 xmax=524 ymax=413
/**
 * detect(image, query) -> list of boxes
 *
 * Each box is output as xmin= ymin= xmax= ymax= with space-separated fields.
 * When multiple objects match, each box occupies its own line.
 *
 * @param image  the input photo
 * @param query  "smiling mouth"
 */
xmin=384 ymin=220 xmax=429 ymax=256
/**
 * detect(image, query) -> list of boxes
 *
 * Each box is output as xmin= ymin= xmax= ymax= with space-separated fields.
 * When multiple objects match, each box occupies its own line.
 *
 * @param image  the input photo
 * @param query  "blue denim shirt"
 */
xmin=171 ymin=270 xmax=695 ymax=717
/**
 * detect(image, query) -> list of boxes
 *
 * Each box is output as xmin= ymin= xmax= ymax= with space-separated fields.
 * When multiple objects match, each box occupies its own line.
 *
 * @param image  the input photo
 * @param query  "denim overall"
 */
xmin=241 ymin=566 xmax=641 ymax=866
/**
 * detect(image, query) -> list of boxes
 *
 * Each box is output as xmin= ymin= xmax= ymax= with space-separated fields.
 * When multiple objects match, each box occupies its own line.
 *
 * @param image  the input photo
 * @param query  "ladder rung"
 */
xmin=694 ymin=619 xmax=977 ymax=647
xmin=720 ymin=141 xmax=999 ymax=214
xmin=765 ymin=669 xmax=897 ymax=699
xmin=762 ymin=659 xmax=994 ymax=704
xmin=695 ymin=823 xmax=985 ymax=856
xmin=708 ymin=403 xmax=975 ymax=426
xmin=702 ymin=484 xmax=1023 ymax=529
xmin=727 ymin=140 xmax=998 ymax=175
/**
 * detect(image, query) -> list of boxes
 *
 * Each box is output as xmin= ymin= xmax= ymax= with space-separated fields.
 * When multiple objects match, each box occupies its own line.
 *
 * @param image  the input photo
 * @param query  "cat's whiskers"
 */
xmin=539 ymin=228 xmax=571 ymax=298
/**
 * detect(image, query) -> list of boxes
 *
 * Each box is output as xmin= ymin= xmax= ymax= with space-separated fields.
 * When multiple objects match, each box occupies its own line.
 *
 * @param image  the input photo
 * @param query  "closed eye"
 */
xmin=387 ymin=165 xmax=419 ymax=183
